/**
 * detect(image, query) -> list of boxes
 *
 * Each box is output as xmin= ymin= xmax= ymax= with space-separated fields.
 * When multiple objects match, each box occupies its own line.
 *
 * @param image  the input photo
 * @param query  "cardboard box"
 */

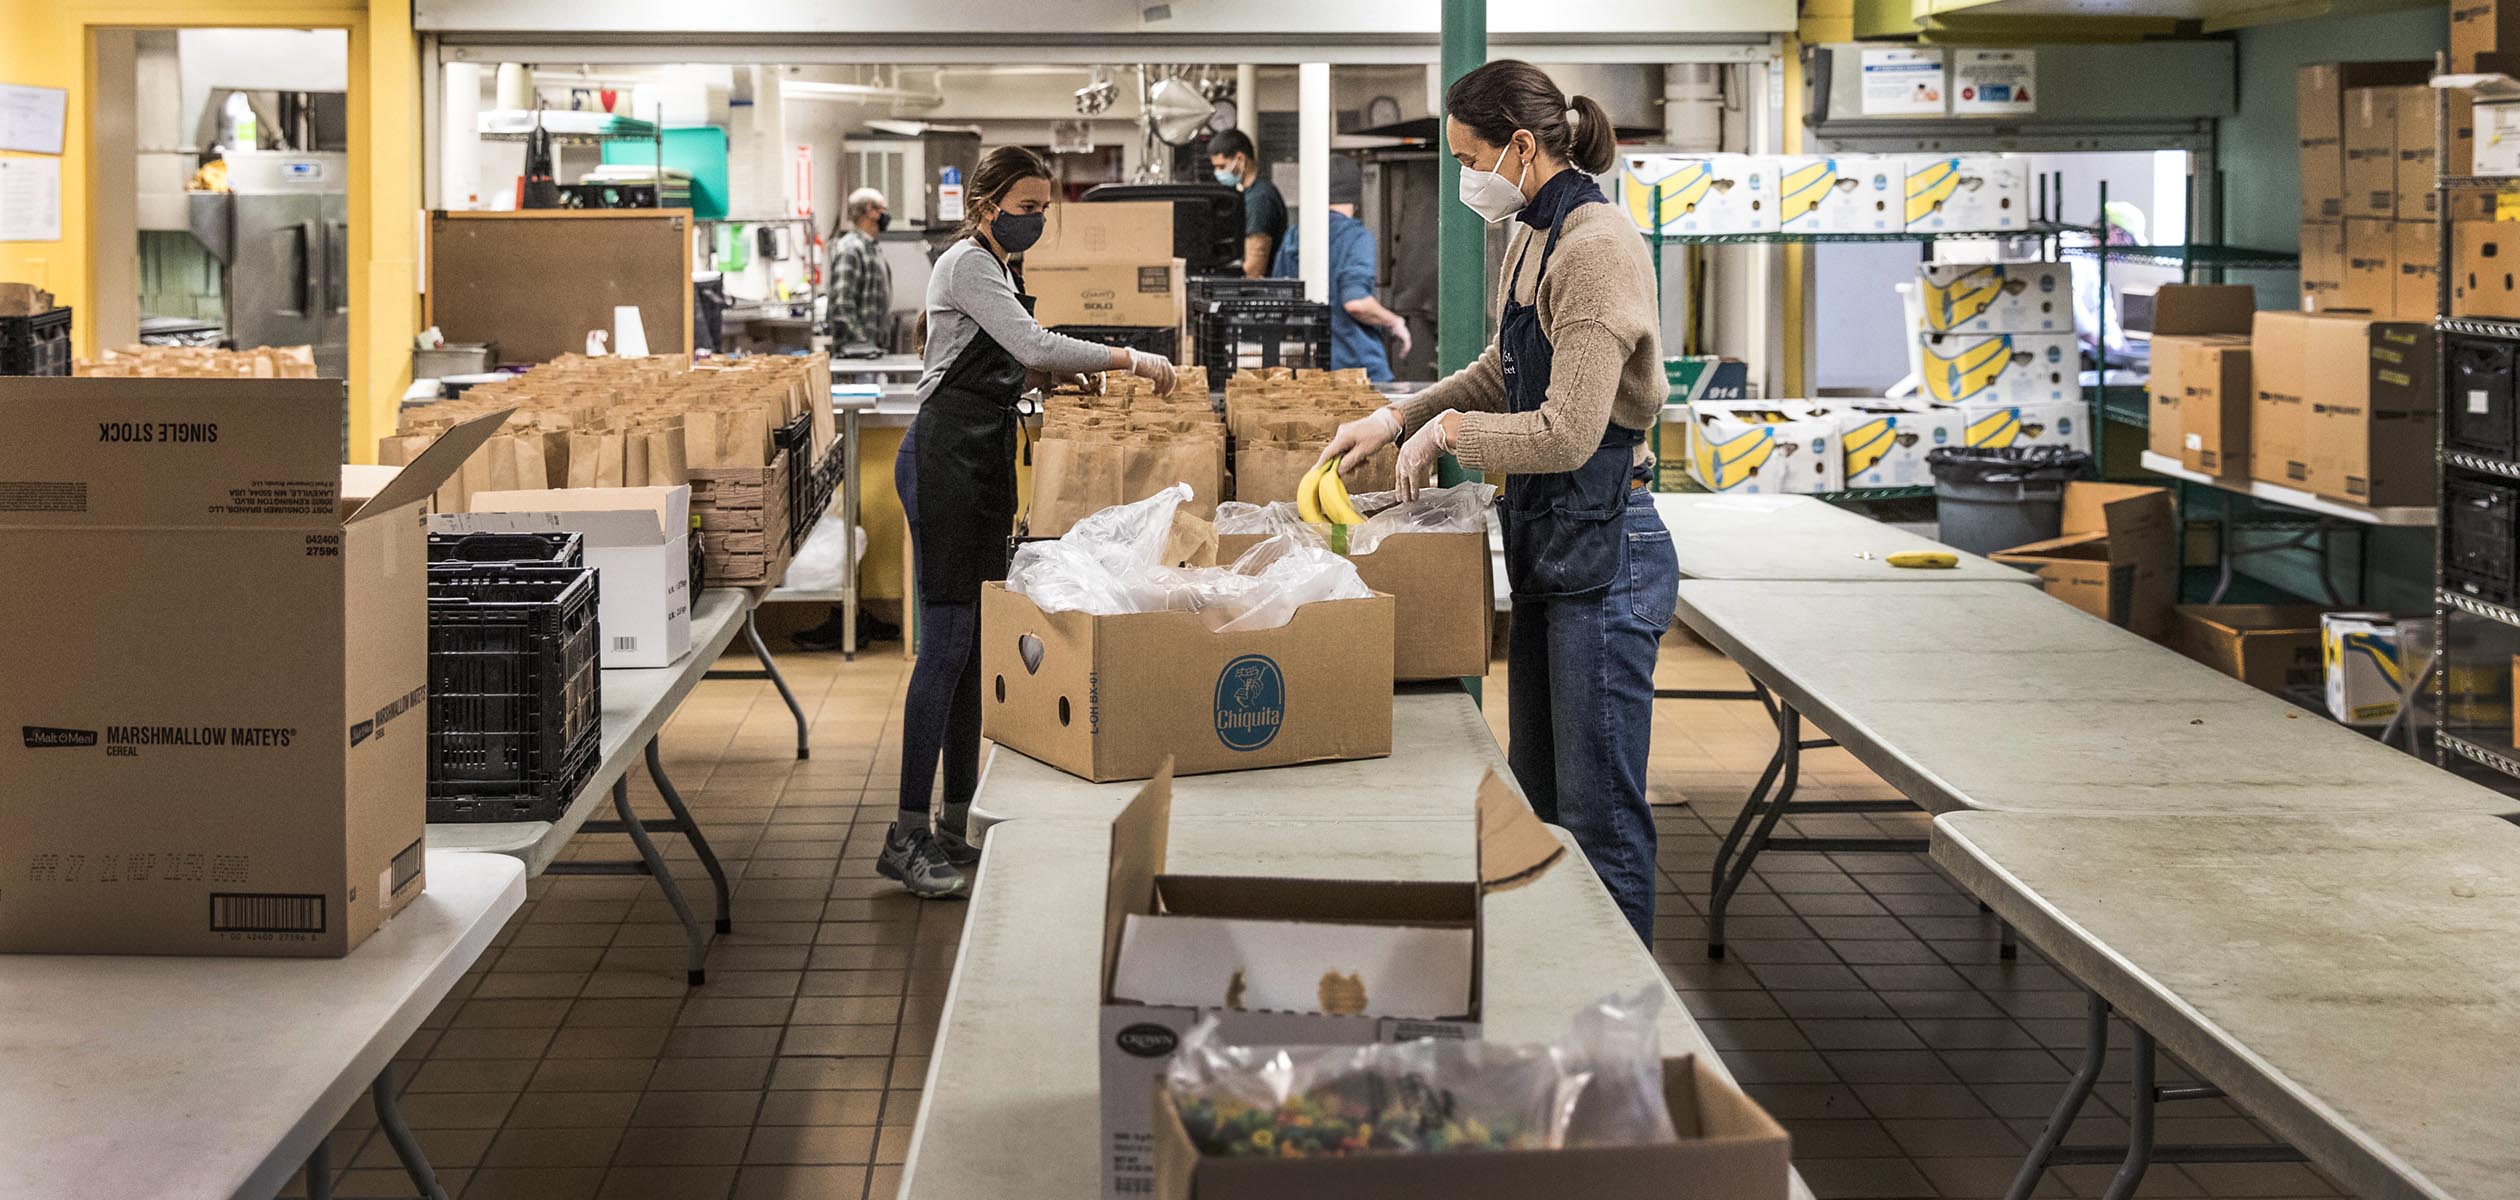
xmin=1954 ymin=399 xmax=2091 ymax=454
xmin=2170 ymin=605 xmax=2327 ymax=699
xmin=1665 ymin=355 xmax=1749 ymax=404
xmin=1913 ymin=262 xmax=2071 ymax=335
xmin=1777 ymin=154 xmax=1900 ymax=233
xmin=1991 ymin=482 xmax=2178 ymax=639
xmin=1029 ymin=258 xmax=1188 ymax=329
xmin=2301 ymin=316 xmax=2437 ymax=507
xmin=1679 ymin=401 xmax=1844 ymax=495
xmin=1904 ymin=154 xmax=2029 ymax=232
xmin=2300 ymin=138 xmax=2346 ymax=224
xmin=1152 ymin=1053 xmax=1793 ymax=1200
xmin=2395 ymin=84 xmax=2439 ymax=219
xmin=2477 ymin=99 xmax=2520 ymax=177
xmin=2141 ymin=285 xmax=2258 ymax=460
xmin=2455 ymin=0 xmax=2520 ymax=71
xmin=981 ymin=583 xmax=1394 ymax=782
xmin=1101 ymin=765 xmax=1567 ymax=1200
xmin=1620 ymin=153 xmax=1777 ymax=235
xmin=2395 ymin=219 xmax=2440 ymax=321
xmin=2341 ymin=88 xmax=2400 ymax=219
xmin=1030 ymin=200 xmax=1175 ymax=264
xmin=2300 ymin=63 xmax=2431 ymax=219
xmin=1916 ymin=332 xmax=2080 ymax=406
xmin=0 ymin=378 xmax=508 ymax=956
xmin=443 ymin=485 xmax=695 ymax=668
xmin=1835 ymin=400 xmax=1959 ymax=489
xmin=2299 ymin=220 xmax=2347 ymax=312
xmin=2340 ymin=218 xmax=2395 ymax=313
xmin=1216 ymin=530 xmax=1490 ymax=682
xmin=2322 ymin=612 xmax=2415 ymax=726
xmin=2250 ymin=310 xmax=2316 ymax=487
xmin=2453 ymin=219 xmax=2520 ymax=319
xmin=2179 ymin=342 xmax=2252 ymax=478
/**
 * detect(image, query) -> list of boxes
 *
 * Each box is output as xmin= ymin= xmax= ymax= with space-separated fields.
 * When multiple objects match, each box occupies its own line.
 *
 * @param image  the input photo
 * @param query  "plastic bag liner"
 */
xmin=782 ymin=513 xmax=869 ymax=594
xmin=1924 ymin=446 xmax=2092 ymax=485
xmin=1214 ymin=480 xmax=1497 ymax=555
xmin=1163 ymin=988 xmax=1676 ymax=1158
xmin=1005 ymin=484 xmax=1373 ymax=632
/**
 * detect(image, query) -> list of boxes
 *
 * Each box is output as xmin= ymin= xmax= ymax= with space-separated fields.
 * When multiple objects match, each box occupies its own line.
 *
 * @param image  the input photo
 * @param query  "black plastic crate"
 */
xmin=0 ymin=307 xmax=73 ymax=377
xmin=1190 ymin=275 xmax=1305 ymax=304
xmin=2445 ymin=476 xmax=2520 ymax=604
xmin=428 ymin=530 xmax=585 ymax=568
xmin=1051 ymin=324 xmax=1180 ymax=362
xmin=2448 ymin=335 xmax=2518 ymax=460
xmin=426 ymin=563 xmax=603 ymax=823
xmin=775 ymin=411 xmax=816 ymax=547
xmin=1194 ymin=297 xmax=1332 ymax=380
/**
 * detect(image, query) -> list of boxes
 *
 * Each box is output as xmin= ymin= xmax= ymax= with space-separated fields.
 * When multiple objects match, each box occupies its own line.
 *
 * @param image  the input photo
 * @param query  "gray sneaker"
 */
xmin=878 ymin=825 xmax=970 ymax=900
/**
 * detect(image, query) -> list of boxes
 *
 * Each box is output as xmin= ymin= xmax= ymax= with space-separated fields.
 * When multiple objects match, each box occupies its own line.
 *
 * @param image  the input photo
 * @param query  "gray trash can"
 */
xmin=1925 ymin=447 xmax=2092 ymax=556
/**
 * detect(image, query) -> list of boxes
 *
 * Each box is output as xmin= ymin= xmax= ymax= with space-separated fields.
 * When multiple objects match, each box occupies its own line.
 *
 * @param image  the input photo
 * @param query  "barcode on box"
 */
xmin=613 ymin=636 xmax=638 ymax=652
xmin=210 ymin=892 xmax=325 ymax=934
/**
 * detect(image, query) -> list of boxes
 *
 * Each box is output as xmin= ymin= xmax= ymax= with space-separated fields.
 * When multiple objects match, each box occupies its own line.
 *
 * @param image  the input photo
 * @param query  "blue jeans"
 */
xmin=1506 ymin=484 xmax=1678 ymax=943
xmin=895 ymin=431 xmax=983 ymax=822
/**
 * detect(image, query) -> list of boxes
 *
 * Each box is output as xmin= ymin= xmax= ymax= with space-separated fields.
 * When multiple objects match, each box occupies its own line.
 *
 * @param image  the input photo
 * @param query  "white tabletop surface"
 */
xmin=1651 ymin=492 xmax=2035 ymax=583
xmin=1934 ymin=810 xmax=2520 ymax=1200
xmin=427 ymin=587 xmax=753 ymax=871
xmin=1673 ymin=580 xmax=2520 ymax=818
xmin=0 ymin=851 xmax=525 ymax=1200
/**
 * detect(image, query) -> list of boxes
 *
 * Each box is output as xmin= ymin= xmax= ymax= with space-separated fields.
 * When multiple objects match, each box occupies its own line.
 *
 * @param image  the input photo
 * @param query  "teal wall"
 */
xmin=2218 ymin=8 xmax=2446 ymax=614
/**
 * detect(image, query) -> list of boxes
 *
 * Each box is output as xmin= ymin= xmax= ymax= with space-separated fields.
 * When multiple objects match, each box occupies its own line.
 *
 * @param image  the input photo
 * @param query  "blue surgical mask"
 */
xmin=1214 ymin=168 xmax=1242 ymax=188
xmin=990 ymin=210 xmax=1047 ymax=254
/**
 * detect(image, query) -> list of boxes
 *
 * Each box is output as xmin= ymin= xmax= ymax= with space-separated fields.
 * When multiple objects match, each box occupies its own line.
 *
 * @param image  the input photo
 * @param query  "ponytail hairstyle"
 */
xmin=958 ymin=145 xmax=1056 ymax=241
xmin=1443 ymin=59 xmax=1617 ymax=177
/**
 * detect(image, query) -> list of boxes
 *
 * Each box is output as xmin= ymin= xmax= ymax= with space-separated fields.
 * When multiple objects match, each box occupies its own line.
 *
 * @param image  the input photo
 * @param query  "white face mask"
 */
xmin=1458 ymin=141 xmax=1532 ymax=225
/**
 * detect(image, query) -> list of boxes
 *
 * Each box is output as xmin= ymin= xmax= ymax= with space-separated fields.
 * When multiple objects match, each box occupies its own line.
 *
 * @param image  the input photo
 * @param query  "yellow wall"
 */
xmin=0 ymin=0 xmax=417 ymax=462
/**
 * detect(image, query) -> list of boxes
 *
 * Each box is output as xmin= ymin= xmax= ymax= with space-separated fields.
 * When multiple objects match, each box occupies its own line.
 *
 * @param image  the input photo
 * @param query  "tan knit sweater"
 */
xmin=1394 ymin=198 xmax=1664 ymax=473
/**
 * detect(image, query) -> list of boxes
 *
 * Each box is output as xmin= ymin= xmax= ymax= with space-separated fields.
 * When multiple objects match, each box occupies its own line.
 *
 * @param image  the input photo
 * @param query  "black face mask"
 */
xmin=874 ymin=211 xmax=892 ymax=233
xmin=990 ymin=210 xmax=1047 ymax=254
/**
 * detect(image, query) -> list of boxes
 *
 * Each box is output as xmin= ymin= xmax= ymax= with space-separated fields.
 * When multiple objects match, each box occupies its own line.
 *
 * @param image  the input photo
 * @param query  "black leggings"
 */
xmin=896 ymin=431 xmax=985 ymax=819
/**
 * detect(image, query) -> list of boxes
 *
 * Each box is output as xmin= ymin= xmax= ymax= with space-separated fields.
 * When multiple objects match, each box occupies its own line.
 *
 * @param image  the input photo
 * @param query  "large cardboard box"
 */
xmin=1835 ymin=400 xmax=1959 ymax=488
xmin=1216 ymin=530 xmax=1490 ymax=681
xmin=2301 ymin=316 xmax=2437 ymax=507
xmin=2395 ymin=219 xmax=2441 ymax=321
xmin=2340 ymin=218 xmax=2395 ymax=313
xmin=2455 ymin=0 xmax=2520 ymax=71
xmin=2452 ymin=219 xmax=2520 ymax=319
xmin=0 ymin=379 xmax=507 ymax=956
xmin=2395 ymin=88 xmax=2491 ymax=219
xmin=2143 ymin=286 xmax=2258 ymax=461
xmin=1915 ymin=331 xmax=2079 ymax=406
xmin=981 ymin=583 xmax=1394 ymax=782
xmin=2250 ymin=311 xmax=2317 ymax=488
xmin=2179 ymin=342 xmax=2253 ymax=478
xmin=1029 ymin=258 xmax=1188 ymax=329
xmin=1913 ymin=262 xmax=2071 ymax=335
xmin=2299 ymin=62 xmax=2431 ymax=220
xmin=1777 ymin=154 xmax=1900 ymax=234
xmin=2169 ymin=605 xmax=2327 ymax=699
xmin=2299 ymin=220 xmax=2347 ymax=312
xmin=1030 ymin=200 xmax=1175 ymax=264
xmin=2477 ymin=98 xmax=2520 ymax=177
xmin=2342 ymin=88 xmax=2401 ymax=219
xmin=1679 ymin=401 xmax=1844 ymax=495
xmin=1620 ymin=153 xmax=1778 ymax=236
xmin=1152 ymin=1053 xmax=1793 ymax=1200
xmin=1101 ymin=766 xmax=1566 ymax=1200
xmin=444 ymin=485 xmax=695 ymax=668
xmin=1991 ymin=482 xmax=2178 ymax=640
xmin=1904 ymin=154 xmax=2029 ymax=232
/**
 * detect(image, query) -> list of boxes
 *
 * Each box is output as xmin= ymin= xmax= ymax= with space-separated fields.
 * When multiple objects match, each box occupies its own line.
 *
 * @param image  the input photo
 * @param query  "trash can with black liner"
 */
xmin=1925 ymin=446 xmax=2092 ymax=556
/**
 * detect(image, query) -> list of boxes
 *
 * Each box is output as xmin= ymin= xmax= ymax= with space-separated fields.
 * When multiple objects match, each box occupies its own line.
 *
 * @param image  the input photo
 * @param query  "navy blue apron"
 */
xmin=1499 ymin=182 xmax=1643 ymax=600
xmin=907 ymin=247 xmax=1028 ymax=602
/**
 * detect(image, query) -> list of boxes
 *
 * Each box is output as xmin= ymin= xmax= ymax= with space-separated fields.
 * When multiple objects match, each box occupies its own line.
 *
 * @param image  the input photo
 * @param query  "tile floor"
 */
xmin=292 ymin=623 xmax=2347 ymax=1200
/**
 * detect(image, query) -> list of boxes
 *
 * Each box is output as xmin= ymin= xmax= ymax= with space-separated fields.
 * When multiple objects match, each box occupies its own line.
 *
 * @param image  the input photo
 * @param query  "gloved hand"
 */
xmin=1395 ymin=410 xmax=1460 ymax=502
xmin=1128 ymin=349 xmax=1177 ymax=395
xmin=1316 ymin=406 xmax=1405 ymax=475
xmin=1386 ymin=317 xmax=1413 ymax=358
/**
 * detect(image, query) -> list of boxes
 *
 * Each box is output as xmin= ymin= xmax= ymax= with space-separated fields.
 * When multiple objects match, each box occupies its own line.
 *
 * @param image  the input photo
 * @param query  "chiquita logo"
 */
xmin=1213 ymin=654 xmax=1285 ymax=751
xmin=1115 ymin=1023 xmax=1179 ymax=1058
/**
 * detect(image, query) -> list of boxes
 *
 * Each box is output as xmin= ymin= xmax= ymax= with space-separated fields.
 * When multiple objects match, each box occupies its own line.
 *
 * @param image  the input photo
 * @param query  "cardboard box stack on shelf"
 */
xmin=384 ymin=353 xmax=834 ymax=587
xmin=2142 ymin=285 xmax=2258 ymax=477
xmin=2249 ymin=310 xmax=2438 ymax=506
xmin=1027 ymin=200 xmax=1191 ymax=362
xmin=1031 ymin=368 xmax=1225 ymax=536
xmin=1620 ymin=152 xmax=2030 ymax=236
xmin=2300 ymin=63 xmax=2448 ymax=322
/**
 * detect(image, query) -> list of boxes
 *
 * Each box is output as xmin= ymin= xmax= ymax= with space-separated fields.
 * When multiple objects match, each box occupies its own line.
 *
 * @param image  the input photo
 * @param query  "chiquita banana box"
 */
xmin=1835 ymin=401 xmax=1959 ymax=488
xmin=1914 ymin=262 xmax=2073 ymax=335
xmin=1777 ymin=154 xmax=1902 ymax=233
xmin=2322 ymin=612 xmax=2417 ymax=727
xmin=1622 ymin=153 xmax=1778 ymax=236
xmin=1681 ymin=400 xmax=1844 ymax=494
xmin=1903 ymin=154 xmax=2030 ymax=232
xmin=1953 ymin=399 xmax=2091 ymax=454
xmin=1916 ymin=331 xmax=2081 ymax=407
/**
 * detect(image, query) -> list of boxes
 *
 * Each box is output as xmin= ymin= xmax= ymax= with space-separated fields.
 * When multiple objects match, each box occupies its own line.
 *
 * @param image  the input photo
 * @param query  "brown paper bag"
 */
xmin=568 ymin=430 xmax=625 ymax=488
xmin=643 ymin=425 xmax=690 ymax=487
xmin=1029 ymin=434 xmax=1128 ymax=536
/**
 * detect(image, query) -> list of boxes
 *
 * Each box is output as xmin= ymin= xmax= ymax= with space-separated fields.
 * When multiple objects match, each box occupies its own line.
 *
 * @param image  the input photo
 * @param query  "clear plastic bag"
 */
xmin=1006 ymin=486 xmax=1370 ymax=632
xmin=1163 ymin=988 xmax=1676 ymax=1159
xmin=1212 ymin=481 xmax=1496 ymax=556
xmin=782 ymin=514 xmax=868 ymax=593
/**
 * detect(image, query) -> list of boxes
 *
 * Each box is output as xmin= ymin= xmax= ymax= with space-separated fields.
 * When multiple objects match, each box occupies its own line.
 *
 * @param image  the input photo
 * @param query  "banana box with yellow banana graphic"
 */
xmin=1834 ymin=401 xmax=1959 ymax=488
xmin=1916 ymin=331 xmax=2080 ymax=407
xmin=1776 ymin=155 xmax=1901 ymax=233
xmin=1903 ymin=155 xmax=2031 ymax=232
xmin=2321 ymin=611 xmax=2422 ymax=727
xmin=1621 ymin=153 xmax=1777 ymax=236
xmin=1954 ymin=399 xmax=2090 ymax=454
xmin=1679 ymin=400 xmax=1844 ymax=494
xmin=1914 ymin=262 xmax=2072 ymax=335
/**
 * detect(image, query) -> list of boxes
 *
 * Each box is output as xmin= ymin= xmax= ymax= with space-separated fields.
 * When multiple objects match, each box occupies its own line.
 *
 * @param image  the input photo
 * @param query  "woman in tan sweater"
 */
xmin=1320 ymin=60 xmax=1678 ymax=943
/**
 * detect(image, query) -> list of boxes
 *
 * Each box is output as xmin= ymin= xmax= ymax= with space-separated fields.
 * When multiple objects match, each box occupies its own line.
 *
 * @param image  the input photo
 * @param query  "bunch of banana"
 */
xmin=1296 ymin=460 xmax=1367 ymax=525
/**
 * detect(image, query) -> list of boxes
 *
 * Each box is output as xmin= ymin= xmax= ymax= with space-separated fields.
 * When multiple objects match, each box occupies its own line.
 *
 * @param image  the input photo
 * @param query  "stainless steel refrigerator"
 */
xmin=188 ymin=151 xmax=350 ymax=378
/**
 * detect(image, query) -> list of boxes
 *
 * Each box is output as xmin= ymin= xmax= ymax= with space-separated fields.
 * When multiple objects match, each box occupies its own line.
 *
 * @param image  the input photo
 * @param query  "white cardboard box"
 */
xmin=1917 ymin=331 xmax=2083 ymax=406
xmin=1681 ymin=400 xmax=1846 ymax=494
xmin=1914 ymin=262 xmax=2074 ymax=335
xmin=2476 ymin=100 xmax=2520 ymax=177
xmin=1904 ymin=154 xmax=2031 ymax=232
xmin=450 ymin=485 xmax=695 ymax=668
xmin=1834 ymin=400 xmax=1961 ymax=488
xmin=1955 ymin=399 xmax=2093 ymax=454
xmin=2322 ymin=612 xmax=2419 ymax=726
xmin=1621 ymin=153 xmax=1779 ymax=235
xmin=1778 ymin=154 xmax=1904 ymax=233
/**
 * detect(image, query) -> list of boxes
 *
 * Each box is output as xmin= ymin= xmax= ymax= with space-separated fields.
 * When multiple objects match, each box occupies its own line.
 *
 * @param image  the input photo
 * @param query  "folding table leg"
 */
xmin=648 ymin=736 xmax=732 ymax=934
xmin=747 ymin=611 xmax=811 ymax=760
xmin=302 ymin=1135 xmax=333 ymax=1200
xmin=2005 ymin=991 xmax=2111 ymax=1200
xmin=1706 ymin=701 xmax=1805 ymax=959
xmin=612 ymin=775 xmax=710 ymax=985
xmin=369 ymin=1064 xmax=450 ymax=1200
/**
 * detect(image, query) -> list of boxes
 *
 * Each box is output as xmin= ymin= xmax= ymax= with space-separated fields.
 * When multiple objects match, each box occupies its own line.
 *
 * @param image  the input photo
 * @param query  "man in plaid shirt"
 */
xmin=828 ymin=186 xmax=893 ymax=349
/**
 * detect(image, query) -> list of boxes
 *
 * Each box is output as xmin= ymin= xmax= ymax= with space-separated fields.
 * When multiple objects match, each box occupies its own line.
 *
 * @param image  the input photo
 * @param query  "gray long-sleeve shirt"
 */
xmin=914 ymin=239 xmax=1114 ymax=403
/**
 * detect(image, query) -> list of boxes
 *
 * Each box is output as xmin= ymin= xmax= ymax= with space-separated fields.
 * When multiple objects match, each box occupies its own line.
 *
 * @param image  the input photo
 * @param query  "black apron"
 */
xmin=909 ymin=259 xmax=1028 ymax=602
xmin=1498 ymin=182 xmax=1643 ymax=601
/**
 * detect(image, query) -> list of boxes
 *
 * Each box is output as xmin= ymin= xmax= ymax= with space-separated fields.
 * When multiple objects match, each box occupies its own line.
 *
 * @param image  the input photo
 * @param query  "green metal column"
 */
xmin=1438 ymin=0 xmax=1488 ymax=703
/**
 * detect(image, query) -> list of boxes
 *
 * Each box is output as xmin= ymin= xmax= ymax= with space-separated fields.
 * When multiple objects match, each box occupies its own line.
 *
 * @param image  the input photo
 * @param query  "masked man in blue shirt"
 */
xmin=1272 ymin=157 xmax=1411 ymax=382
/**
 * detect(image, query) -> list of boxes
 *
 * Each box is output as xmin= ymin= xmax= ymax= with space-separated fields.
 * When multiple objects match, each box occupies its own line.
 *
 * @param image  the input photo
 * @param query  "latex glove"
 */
xmin=1387 ymin=317 xmax=1413 ymax=359
xmin=1395 ymin=410 xmax=1460 ymax=502
xmin=1317 ymin=406 xmax=1405 ymax=475
xmin=1128 ymin=350 xmax=1176 ymax=395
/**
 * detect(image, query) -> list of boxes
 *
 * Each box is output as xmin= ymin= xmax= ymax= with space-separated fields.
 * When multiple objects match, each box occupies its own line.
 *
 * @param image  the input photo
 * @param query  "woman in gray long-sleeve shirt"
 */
xmin=880 ymin=146 xmax=1177 ymax=900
